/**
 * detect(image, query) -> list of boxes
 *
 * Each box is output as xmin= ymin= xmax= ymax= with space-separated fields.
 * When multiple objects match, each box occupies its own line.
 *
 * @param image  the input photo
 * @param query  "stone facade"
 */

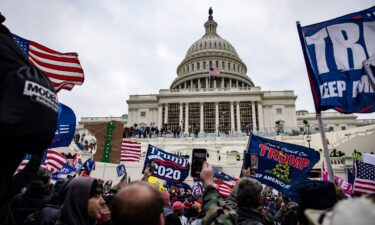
xmin=127 ymin=9 xmax=297 ymax=136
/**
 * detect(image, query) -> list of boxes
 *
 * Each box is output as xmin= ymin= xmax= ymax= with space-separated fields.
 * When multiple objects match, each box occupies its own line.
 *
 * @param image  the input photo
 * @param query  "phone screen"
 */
xmin=250 ymin=153 xmax=258 ymax=170
xmin=191 ymin=149 xmax=207 ymax=177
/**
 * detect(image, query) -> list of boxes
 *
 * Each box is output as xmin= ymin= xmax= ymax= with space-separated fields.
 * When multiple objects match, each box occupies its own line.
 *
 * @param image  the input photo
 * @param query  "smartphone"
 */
xmin=243 ymin=152 xmax=251 ymax=169
xmin=147 ymin=160 xmax=156 ymax=173
xmin=250 ymin=153 xmax=259 ymax=170
xmin=191 ymin=148 xmax=207 ymax=177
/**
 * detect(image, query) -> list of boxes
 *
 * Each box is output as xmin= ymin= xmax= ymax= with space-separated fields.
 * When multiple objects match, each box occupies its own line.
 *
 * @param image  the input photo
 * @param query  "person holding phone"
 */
xmin=199 ymin=161 xmax=236 ymax=225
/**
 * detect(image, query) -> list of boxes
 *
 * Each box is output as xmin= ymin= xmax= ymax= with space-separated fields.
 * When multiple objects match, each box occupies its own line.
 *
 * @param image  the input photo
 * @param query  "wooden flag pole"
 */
xmin=317 ymin=114 xmax=334 ymax=182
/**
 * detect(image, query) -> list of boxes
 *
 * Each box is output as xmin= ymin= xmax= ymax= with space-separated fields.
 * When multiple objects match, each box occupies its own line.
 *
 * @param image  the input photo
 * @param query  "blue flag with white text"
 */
xmin=50 ymin=103 xmax=76 ymax=148
xmin=51 ymin=163 xmax=77 ymax=180
xmin=142 ymin=145 xmax=190 ymax=183
xmin=298 ymin=6 xmax=375 ymax=113
xmin=245 ymin=133 xmax=320 ymax=196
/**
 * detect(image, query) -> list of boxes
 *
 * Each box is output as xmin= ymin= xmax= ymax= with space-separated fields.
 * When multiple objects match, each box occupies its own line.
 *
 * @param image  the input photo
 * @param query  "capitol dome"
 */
xmin=170 ymin=7 xmax=254 ymax=89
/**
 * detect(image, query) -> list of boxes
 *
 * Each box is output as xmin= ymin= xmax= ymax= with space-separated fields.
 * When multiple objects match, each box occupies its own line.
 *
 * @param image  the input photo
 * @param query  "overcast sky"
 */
xmin=2 ymin=0 xmax=374 ymax=120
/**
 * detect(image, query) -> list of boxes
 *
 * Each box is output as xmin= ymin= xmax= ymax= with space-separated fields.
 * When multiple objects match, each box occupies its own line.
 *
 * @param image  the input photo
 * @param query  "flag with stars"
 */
xmin=12 ymin=34 xmax=84 ymax=92
xmin=353 ymin=161 xmax=375 ymax=195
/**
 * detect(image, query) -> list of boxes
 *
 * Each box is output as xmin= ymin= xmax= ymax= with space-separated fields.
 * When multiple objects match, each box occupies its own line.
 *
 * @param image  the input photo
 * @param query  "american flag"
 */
xmin=12 ymin=34 xmax=84 ymax=92
xmin=121 ymin=140 xmax=141 ymax=162
xmin=214 ymin=179 xmax=236 ymax=197
xmin=353 ymin=161 xmax=375 ymax=195
xmin=14 ymin=154 xmax=32 ymax=175
xmin=192 ymin=181 xmax=204 ymax=197
xmin=212 ymin=168 xmax=238 ymax=197
xmin=209 ymin=67 xmax=220 ymax=76
xmin=40 ymin=149 xmax=67 ymax=173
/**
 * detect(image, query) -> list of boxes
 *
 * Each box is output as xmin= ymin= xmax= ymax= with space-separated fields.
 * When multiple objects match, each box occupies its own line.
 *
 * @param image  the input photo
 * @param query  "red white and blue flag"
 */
xmin=353 ymin=161 xmax=375 ymax=195
xmin=41 ymin=149 xmax=67 ymax=173
xmin=12 ymin=34 xmax=84 ymax=92
xmin=209 ymin=67 xmax=220 ymax=76
xmin=14 ymin=154 xmax=32 ymax=175
xmin=121 ymin=140 xmax=141 ymax=162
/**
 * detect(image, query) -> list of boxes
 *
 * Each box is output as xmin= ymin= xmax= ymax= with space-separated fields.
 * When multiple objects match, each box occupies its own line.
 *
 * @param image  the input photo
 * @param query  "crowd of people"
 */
xmin=4 ymin=157 xmax=375 ymax=225
xmin=123 ymin=126 xmax=188 ymax=139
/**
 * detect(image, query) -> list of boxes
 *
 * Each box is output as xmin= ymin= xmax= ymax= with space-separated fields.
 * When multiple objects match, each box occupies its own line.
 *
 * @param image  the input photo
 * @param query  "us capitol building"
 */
xmin=78 ymin=8 xmax=374 ymax=182
xmin=127 ymin=8 xmax=297 ymax=135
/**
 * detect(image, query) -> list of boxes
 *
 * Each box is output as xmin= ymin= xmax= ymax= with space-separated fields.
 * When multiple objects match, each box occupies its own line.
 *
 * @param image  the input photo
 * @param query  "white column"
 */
xmin=179 ymin=103 xmax=183 ymax=127
xmin=206 ymin=77 xmax=209 ymax=89
xmin=236 ymin=101 xmax=241 ymax=132
xmin=229 ymin=79 xmax=232 ymax=88
xmin=215 ymin=102 xmax=219 ymax=133
xmin=200 ymin=102 xmax=204 ymax=133
xmin=221 ymin=78 xmax=224 ymax=88
xmin=157 ymin=104 xmax=162 ymax=128
xmin=252 ymin=101 xmax=257 ymax=131
xmin=184 ymin=103 xmax=189 ymax=134
xmin=236 ymin=80 xmax=239 ymax=87
xmin=198 ymin=79 xmax=201 ymax=89
xmin=214 ymin=79 xmax=217 ymax=89
xmin=230 ymin=101 xmax=235 ymax=132
xmin=257 ymin=102 xmax=264 ymax=131
xmin=164 ymin=103 xmax=168 ymax=126
xmin=191 ymin=80 xmax=193 ymax=89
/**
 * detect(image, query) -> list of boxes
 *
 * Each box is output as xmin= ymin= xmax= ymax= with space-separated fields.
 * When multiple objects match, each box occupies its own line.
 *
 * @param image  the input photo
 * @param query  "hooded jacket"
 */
xmin=55 ymin=177 xmax=97 ymax=225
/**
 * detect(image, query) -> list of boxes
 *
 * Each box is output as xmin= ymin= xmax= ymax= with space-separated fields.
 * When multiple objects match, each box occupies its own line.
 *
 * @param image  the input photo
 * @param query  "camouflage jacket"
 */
xmin=202 ymin=185 xmax=237 ymax=225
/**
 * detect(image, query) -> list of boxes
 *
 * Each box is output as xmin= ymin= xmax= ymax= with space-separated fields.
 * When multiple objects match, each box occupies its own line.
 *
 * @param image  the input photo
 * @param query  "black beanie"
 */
xmin=292 ymin=179 xmax=337 ymax=225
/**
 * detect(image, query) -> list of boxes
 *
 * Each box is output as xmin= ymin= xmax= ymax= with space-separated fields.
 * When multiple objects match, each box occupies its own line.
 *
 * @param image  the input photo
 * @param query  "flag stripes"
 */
xmin=12 ymin=34 xmax=84 ymax=92
xmin=121 ymin=140 xmax=141 ymax=162
xmin=41 ymin=149 xmax=67 ymax=172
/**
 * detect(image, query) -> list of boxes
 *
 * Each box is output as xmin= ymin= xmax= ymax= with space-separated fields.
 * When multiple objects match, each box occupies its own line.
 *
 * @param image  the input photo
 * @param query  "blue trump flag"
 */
xmin=50 ymin=103 xmax=76 ymax=148
xmin=245 ymin=133 xmax=320 ymax=196
xmin=143 ymin=145 xmax=190 ymax=183
xmin=297 ymin=6 xmax=375 ymax=114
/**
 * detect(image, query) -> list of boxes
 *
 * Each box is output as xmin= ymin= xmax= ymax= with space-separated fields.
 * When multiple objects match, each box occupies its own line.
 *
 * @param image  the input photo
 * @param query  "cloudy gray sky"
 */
xmin=2 ymin=0 xmax=374 ymax=120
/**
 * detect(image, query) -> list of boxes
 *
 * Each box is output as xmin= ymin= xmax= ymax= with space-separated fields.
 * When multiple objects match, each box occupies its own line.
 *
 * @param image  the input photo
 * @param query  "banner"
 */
xmin=50 ymin=103 xmax=76 ymax=148
xmin=298 ymin=6 xmax=375 ymax=113
xmin=142 ymin=145 xmax=190 ymax=183
xmin=83 ymin=156 xmax=95 ymax=175
xmin=245 ymin=133 xmax=320 ymax=196
xmin=51 ymin=163 xmax=77 ymax=180
xmin=117 ymin=164 xmax=126 ymax=177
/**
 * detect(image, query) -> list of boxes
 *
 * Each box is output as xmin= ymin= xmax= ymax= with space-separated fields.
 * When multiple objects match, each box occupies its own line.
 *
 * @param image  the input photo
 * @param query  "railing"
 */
xmin=329 ymin=128 xmax=375 ymax=149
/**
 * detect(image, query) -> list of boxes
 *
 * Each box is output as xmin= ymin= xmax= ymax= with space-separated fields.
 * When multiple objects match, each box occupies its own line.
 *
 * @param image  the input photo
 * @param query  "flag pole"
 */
xmin=317 ymin=114 xmax=334 ymax=182
xmin=296 ymin=21 xmax=334 ymax=182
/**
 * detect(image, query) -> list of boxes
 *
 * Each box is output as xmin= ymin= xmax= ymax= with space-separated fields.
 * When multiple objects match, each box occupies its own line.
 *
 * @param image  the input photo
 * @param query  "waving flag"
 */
xmin=116 ymin=164 xmax=126 ymax=177
xmin=14 ymin=154 xmax=32 ymax=175
xmin=192 ymin=181 xmax=204 ymax=197
xmin=214 ymin=179 xmax=236 ymax=197
xmin=297 ymin=6 xmax=375 ymax=113
xmin=50 ymin=103 xmax=76 ymax=148
xmin=51 ymin=163 xmax=77 ymax=180
xmin=353 ymin=161 xmax=375 ymax=195
xmin=209 ymin=67 xmax=220 ymax=76
xmin=41 ymin=149 xmax=67 ymax=173
xmin=121 ymin=140 xmax=141 ymax=162
xmin=143 ymin=145 xmax=190 ymax=183
xmin=71 ymin=152 xmax=82 ymax=170
xmin=245 ymin=133 xmax=320 ymax=196
xmin=12 ymin=34 xmax=84 ymax=92
xmin=83 ymin=156 xmax=95 ymax=175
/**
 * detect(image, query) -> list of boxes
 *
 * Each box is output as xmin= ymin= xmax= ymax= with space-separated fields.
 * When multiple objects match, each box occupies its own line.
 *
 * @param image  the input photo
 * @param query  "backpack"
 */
xmin=0 ymin=14 xmax=58 ymax=155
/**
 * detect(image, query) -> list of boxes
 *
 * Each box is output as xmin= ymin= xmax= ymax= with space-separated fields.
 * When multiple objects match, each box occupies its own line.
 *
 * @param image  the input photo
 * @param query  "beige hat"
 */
xmin=305 ymin=197 xmax=375 ymax=225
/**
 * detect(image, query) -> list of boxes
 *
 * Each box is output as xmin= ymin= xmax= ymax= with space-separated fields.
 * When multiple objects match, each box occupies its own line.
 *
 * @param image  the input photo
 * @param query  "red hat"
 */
xmin=172 ymin=201 xmax=184 ymax=212
xmin=196 ymin=200 xmax=203 ymax=205
xmin=184 ymin=202 xmax=193 ymax=209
